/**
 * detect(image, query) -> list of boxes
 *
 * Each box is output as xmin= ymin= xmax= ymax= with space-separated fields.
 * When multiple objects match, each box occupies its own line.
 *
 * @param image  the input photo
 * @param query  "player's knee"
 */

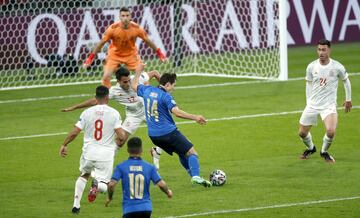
xmin=185 ymin=147 xmax=198 ymax=156
xmin=81 ymin=173 xmax=91 ymax=180
xmin=326 ymin=129 xmax=335 ymax=138
xmin=298 ymin=131 xmax=308 ymax=138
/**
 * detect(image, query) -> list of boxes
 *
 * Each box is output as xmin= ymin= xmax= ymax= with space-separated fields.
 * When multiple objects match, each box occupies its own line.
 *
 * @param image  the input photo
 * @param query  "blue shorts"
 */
xmin=123 ymin=211 xmax=151 ymax=218
xmin=150 ymin=129 xmax=194 ymax=155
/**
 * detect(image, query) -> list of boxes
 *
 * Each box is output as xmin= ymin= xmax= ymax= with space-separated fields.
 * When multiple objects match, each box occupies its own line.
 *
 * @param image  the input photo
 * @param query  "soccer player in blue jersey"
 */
xmin=106 ymin=137 xmax=172 ymax=217
xmin=131 ymin=64 xmax=212 ymax=187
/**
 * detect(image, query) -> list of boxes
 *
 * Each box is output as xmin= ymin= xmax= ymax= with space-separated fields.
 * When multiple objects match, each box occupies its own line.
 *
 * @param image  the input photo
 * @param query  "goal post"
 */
xmin=278 ymin=0 xmax=288 ymax=81
xmin=0 ymin=0 xmax=288 ymax=90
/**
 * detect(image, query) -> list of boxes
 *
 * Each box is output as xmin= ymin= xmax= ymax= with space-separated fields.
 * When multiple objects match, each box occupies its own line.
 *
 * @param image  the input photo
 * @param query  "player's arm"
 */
xmin=305 ymin=80 xmax=312 ymax=105
xmin=147 ymin=70 xmax=161 ymax=83
xmin=304 ymin=64 xmax=313 ymax=105
xmin=171 ymin=106 xmax=206 ymax=125
xmin=131 ymin=63 xmax=146 ymax=92
xmin=114 ymin=128 xmax=127 ymax=148
xmin=105 ymin=179 xmax=118 ymax=207
xmin=143 ymin=36 xmax=167 ymax=62
xmin=83 ymin=39 xmax=108 ymax=68
xmin=343 ymin=78 xmax=352 ymax=113
xmin=156 ymin=179 xmax=173 ymax=198
xmin=59 ymin=126 xmax=81 ymax=157
xmin=61 ymin=98 xmax=97 ymax=112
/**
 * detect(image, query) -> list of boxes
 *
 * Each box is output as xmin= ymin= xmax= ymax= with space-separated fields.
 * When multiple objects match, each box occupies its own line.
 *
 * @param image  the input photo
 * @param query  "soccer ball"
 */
xmin=209 ymin=169 xmax=226 ymax=186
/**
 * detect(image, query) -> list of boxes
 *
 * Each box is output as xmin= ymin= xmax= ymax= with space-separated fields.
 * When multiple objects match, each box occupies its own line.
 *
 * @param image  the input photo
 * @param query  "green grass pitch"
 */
xmin=0 ymin=42 xmax=359 ymax=217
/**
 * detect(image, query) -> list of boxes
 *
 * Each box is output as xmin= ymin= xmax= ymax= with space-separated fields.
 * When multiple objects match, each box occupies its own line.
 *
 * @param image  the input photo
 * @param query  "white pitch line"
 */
xmin=0 ymin=132 xmax=69 ymax=141
xmin=0 ymin=80 xmax=284 ymax=104
xmin=0 ymin=94 xmax=91 ymax=104
xmin=163 ymin=196 xmax=360 ymax=218
xmin=1 ymin=72 xmax=359 ymax=104
xmin=1 ymin=106 xmax=359 ymax=141
xmin=176 ymin=72 xmax=360 ymax=90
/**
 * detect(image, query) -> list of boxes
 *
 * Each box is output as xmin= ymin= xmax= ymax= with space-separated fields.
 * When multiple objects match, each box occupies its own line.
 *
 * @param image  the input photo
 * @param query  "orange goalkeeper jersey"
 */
xmin=102 ymin=21 xmax=147 ymax=58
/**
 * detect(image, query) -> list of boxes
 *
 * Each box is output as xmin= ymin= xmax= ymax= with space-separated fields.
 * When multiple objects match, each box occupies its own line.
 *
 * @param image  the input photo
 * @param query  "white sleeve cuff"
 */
xmin=139 ymin=72 xmax=150 ymax=85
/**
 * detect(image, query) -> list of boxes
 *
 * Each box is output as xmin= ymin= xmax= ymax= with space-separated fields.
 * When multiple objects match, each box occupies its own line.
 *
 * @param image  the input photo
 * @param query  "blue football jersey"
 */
xmin=137 ymin=85 xmax=177 ymax=136
xmin=112 ymin=157 xmax=161 ymax=215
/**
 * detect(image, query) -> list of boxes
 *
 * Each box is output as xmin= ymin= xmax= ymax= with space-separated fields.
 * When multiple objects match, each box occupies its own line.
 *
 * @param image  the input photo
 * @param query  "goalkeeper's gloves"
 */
xmin=156 ymin=48 xmax=167 ymax=62
xmin=83 ymin=53 xmax=95 ymax=68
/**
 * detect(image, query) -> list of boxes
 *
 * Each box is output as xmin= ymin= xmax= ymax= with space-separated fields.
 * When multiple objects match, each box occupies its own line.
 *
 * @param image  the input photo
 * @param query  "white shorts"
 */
xmin=299 ymin=105 xmax=337 ymax=126
xmin=79 ymin=155 xmax=114 ymax=183
xmin=122 ymin=115 xmax=145 ymax=135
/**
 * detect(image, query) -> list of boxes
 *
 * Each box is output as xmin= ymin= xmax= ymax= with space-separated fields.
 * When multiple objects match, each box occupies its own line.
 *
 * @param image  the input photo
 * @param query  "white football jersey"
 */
xmin=109 ymin=72 xmax=149 ymax=118
xmin=75 ymin=104 xmax=122 ymax=161
xmin=305 ymin=58 xmax=348 ymax=109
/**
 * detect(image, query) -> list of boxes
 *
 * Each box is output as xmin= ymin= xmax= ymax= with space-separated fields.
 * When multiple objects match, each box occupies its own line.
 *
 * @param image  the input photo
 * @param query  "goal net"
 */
xmin=0 ymin=0 xmax=287 ymax=90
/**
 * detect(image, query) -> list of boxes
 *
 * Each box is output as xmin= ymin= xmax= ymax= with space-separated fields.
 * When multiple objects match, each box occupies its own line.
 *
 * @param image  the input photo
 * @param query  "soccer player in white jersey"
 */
xmin=61 ymin=66 xmax=163 ymax=169
xmin=59 ymin=85 xmax=126 ymax=214
xmin=298 ymin=39 xmax=352 ymax=163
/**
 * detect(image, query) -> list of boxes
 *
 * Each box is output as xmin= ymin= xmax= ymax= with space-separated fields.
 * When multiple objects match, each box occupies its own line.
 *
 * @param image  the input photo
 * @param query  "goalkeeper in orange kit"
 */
xmin=83 ymin=7 xmax=167 ymax=88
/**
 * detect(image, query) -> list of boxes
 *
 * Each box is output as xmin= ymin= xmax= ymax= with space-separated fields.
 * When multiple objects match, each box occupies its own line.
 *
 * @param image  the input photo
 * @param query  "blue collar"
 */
xmin=158 ymin=86 xmax=167 ymax=92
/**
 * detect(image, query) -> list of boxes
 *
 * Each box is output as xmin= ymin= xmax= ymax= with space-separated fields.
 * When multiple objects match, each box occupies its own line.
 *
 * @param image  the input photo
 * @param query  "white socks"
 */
xmin=73 ymin=177 xmax=87 ymax=208
xmin=321 ymin=134 xmax=333 ymax=153
xmin=155 ymin=146 xmax=163 ymax=155
xmin=97 ymin=182 xmax=108 ymax=193
xmin=302 ymin=132 xmax=315 ymax=150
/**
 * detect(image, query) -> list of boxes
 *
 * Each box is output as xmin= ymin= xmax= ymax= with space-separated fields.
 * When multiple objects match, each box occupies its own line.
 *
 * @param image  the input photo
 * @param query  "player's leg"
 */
xmin=149 ymin=131 xmax=195 ymax=175
xmin=102 ymin=58 xmax=120 ymax=88
xmin=149 ymin=136 xmax=173 ymax=158
xmin=151 ymin=146 xmax=163 ymax=170
xmin=320 ymin=111 xmax=337 ymax=163
xmin=88 ymin=159 xmax=114 ymax=202
xmin=185 ymin=147 xmax=211 ymax=187
xmin=72 ymin=175 xmax=89 ymax=214
xmin=123 ymin=116 xmax=163 ymax=169
xmin=298 ymin=124 xmax=317 ymax=159
xmin=101 ymin=68 xmax=115 ymax=88
xmin=185 ymin=147 xmax=201 ymax=177
xmin=124 ymin=54 xmax=142 ymax=72
xmin=87 ymin=177 xmax=98 ymax=203
xmin=299 ymin=107 xmax=317 ymax=159
xmin=178 ymin=153 xmax=191 ymax=176
xmin=168 ymin=130 xmax=211 ymax=187
xmin=159 ymin=130 xmax=199 ymax=177
xmin=73 ymin=157 xmax=93 ymax=213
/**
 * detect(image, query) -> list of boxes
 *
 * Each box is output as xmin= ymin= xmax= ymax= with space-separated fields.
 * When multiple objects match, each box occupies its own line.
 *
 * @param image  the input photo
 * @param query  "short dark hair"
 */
xmin=318 ymin=39 xmax=331 ymax=48
xmin=115 ymin=65 xmax=130 ymax=80
xmin=120 ymin=7 xmax=130 ymax=13
xmin=127 ymin=137 xmax=142 ymax=154
xmin=159 ymin=73 xmax=177 ymax=86
xmin=95 ymin=85 xmax=109 ymax=99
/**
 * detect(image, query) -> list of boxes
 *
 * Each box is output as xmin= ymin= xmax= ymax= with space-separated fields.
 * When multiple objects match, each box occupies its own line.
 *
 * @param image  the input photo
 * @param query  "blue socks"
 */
xmin=179 ymin=154 xmax=191 ymax=176
xmin=187 ymin=154 xmax=200 ymax=177
xmin=178 ymin=154 xmax=201 ymax=177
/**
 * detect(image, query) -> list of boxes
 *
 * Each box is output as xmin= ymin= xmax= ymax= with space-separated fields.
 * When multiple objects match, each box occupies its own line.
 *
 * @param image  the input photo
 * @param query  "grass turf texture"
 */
xmin=0 ymin=43 xmax=359 ymax=217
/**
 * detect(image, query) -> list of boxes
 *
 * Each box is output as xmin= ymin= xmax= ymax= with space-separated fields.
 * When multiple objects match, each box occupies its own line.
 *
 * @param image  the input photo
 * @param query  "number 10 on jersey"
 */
xmin=128 ymin=173 xmax=145 ymax=199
